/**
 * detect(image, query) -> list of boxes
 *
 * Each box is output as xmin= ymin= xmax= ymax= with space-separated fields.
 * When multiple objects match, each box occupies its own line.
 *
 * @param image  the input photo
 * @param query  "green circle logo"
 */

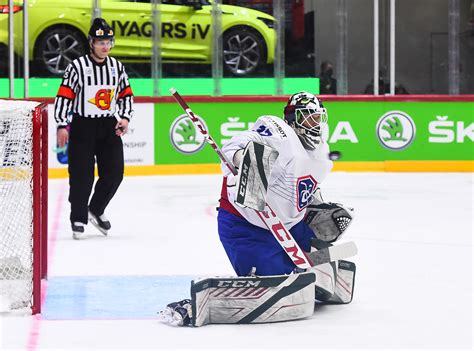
xmin=170 ymin=114 xmax=207 ymax=154
xmin=376 ymin=111 xmax=416 ymax=150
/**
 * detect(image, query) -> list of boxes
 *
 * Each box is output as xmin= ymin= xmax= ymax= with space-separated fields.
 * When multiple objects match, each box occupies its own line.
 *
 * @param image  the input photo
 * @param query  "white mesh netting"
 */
xmin=0 ymin=100 xmax=39 ymax=312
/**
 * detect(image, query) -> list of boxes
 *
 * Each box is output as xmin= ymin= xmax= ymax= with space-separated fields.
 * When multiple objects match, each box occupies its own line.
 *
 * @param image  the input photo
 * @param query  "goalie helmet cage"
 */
xmin=0 ymin=100 xmax=48 ymax=315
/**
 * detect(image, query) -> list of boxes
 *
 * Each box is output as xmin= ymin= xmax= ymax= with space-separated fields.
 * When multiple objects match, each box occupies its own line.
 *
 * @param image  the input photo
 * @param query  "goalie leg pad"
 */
xmin=235 ymin=141 xmax=279 ymax=211
xmin=190 ymin=272 xmax=316 ymax=327
xmin=309 ymin=262 xmax=337 ymax=302
xmin=308 ymin=239 xmax=356 ymax=304
xmin=326 ymin=260 xmax=356 ymax=304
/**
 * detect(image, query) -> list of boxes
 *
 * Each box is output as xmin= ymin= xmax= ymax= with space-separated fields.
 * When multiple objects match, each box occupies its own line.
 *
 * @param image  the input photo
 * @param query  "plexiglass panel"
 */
xmin=309 ymin=0 xmax=373 ymax=94
xmin=0 ymin=0 xmax=472 ymax=97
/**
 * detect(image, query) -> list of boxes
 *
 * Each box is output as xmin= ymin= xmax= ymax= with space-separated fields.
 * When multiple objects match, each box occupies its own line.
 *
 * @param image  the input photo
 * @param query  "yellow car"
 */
xmin=0 ymin=0 xmax=276 ymax=76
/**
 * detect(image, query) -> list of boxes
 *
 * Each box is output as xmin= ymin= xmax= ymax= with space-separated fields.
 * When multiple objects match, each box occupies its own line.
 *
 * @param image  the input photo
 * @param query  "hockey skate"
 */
xmin=72 ymin=222 xmax=86 ymax=240
xmin=157 ymin=299 xmax=192 ymax=327
xmin=88 ymin=210 xmax=111 ymax=235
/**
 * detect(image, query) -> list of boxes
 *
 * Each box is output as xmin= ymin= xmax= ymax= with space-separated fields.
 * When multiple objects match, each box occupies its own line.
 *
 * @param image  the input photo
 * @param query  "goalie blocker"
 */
xmin=234 ymin=141 xmax=279 ymax=211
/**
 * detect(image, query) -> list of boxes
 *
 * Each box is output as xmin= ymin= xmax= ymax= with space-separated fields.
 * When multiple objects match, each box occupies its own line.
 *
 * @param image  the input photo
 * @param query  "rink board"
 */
xmin=22 ymin=95 xmax=474 ymax=175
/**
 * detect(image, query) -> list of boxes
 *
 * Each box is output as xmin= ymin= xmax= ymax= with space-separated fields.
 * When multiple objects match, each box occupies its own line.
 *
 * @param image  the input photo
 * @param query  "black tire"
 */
xmin=223 ymin=27 xmax=266 ymax=76
xmin=34 ymin=27 xmax=87 ymax=76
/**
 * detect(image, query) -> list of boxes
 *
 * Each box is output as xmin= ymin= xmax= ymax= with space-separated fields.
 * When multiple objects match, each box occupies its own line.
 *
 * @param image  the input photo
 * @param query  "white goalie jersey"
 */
xmin=222 ymin=115 xmax=333 ymax=230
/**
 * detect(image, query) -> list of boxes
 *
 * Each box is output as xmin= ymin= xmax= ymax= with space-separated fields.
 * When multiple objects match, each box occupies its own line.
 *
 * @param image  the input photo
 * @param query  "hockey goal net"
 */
xmin=0 ymin=99 xmax=48 ymax=314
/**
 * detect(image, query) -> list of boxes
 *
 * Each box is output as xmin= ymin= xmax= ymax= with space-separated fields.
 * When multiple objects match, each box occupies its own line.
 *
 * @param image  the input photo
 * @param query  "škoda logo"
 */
xmin=376 ymin=111 xmax=416 ymax=150
xmin=170 ymin=114 xmax=206 ymax=154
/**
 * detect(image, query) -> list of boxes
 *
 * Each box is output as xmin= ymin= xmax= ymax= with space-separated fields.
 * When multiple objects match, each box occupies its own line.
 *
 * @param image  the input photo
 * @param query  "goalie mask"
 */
xmin=284 ymin=91 xmax=328 ymax=150
xmin=88 ymin=18 xmax=115 ymax=48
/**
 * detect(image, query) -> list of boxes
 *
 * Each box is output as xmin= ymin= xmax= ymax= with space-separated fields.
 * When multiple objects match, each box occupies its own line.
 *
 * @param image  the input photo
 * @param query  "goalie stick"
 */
xmin=307 ymin=241 xmax=356 ymax=266
xmin=170 ymin=88 xmax=357 ymax=269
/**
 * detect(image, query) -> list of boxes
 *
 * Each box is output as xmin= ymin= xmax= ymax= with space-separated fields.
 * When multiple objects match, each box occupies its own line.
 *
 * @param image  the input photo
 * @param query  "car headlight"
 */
xmin=258 ymin=17 xmax=275 ymax=29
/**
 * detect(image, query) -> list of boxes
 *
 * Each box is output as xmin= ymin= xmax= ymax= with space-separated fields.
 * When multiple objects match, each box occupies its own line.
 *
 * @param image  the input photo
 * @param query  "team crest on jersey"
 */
xmin=88 ymin=89 xmax=115 ymax=110
xmin=296 ymin=175 xmax=317 ymax=211
xmin=254 ymin=125 xmax=273 ymax=136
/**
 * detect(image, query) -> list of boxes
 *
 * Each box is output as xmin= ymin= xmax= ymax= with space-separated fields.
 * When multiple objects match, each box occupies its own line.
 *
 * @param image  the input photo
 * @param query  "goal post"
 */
xmin=0 ymin=99 xmax=48 ymax=314
xmin=32 ymin=101 xmax=48 ymax=314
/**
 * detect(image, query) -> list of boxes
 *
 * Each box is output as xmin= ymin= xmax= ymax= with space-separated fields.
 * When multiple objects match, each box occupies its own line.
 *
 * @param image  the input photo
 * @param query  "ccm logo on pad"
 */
xmin=217 ymin=280 xmax=261 ymax=288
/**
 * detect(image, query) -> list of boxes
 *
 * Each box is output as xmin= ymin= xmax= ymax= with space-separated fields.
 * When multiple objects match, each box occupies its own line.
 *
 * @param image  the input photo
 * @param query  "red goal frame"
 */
xmin=32 ymin=103 xmax=48 ymax=314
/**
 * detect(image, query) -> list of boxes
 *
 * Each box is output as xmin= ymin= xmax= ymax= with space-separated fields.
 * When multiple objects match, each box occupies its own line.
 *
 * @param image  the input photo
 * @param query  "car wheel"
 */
xmin=223 ymin=28 xmax=265 ymax=76
xmin=35 ymin=27 xmax=86 ymax=76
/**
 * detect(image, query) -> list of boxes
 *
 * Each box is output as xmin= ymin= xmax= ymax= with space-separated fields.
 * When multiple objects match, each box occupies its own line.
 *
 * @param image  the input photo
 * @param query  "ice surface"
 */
xmin=0 ymin=172 xmax=472 ymax=350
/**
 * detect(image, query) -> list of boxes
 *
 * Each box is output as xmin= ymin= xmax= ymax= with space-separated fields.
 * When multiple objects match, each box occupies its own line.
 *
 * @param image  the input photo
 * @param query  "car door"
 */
xmin=100 ymin=0 xmax=146 ymax=59
xmin=135 ymin=0 xmax=213 ymax=62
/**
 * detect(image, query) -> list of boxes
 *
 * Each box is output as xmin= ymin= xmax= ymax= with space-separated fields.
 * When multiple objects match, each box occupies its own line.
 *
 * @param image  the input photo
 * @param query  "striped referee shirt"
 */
xmin=54 ymin=54 xmax=134 ymax=127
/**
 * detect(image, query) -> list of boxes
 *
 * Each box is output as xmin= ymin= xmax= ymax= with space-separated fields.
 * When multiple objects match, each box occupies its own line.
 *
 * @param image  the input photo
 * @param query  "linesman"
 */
xmin=54 ymin=18 xmax=134 ymax=240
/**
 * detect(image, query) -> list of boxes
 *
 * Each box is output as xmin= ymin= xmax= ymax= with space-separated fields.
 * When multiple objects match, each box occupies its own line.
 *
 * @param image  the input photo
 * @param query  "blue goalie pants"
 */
xmin=217 ymin=208 xmax=316 ymax=276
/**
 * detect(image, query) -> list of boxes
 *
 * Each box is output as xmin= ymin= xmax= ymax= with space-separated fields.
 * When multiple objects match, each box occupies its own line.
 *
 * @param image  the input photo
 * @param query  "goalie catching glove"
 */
xmin=304 ymin=202 xmax=354 ymax=243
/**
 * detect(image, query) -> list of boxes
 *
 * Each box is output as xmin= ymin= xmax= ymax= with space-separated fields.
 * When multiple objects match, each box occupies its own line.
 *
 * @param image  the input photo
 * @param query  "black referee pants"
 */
xmin=68 ymin=115 xmax=124 ymax=224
